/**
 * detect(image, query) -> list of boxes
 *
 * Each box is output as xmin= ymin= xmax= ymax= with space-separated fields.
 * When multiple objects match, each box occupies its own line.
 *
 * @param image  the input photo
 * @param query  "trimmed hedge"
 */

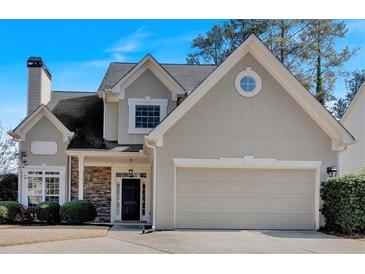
xmin=0 ymin=201 xmax=24 ymax=224
xmin=36 ymin=201 xmax=60 ymax=223
xmin=60 ymin=200 xmax=96 ymax=224
xmin=321 ymin=173 xmax=365 ymax=235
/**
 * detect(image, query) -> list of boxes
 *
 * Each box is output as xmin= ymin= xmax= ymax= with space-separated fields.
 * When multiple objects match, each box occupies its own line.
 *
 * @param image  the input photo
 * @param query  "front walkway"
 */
xmin=0 ymin=226 xmax=364 ymax=254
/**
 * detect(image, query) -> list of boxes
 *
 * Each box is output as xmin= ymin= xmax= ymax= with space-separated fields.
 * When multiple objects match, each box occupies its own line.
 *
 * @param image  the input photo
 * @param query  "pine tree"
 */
xmin=299 ymin=20 xmax=357 ymax=106
xmin=186 ymin=20 xmax=268 ymax=65
xmin=331 ymin=69 xmax=365 ymax=119
xmin=345 ymin=69 xmax=365 ymax=102
xmin=186 ymin=24 xmax=230 ymax=65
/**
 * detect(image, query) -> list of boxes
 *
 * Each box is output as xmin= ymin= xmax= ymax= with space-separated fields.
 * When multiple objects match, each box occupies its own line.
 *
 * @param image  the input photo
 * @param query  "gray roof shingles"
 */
xmin=98 ymin=62 xmax=217 ymax=91
xmin=51 ymin=62 xmax=218 ymax=150
xmin=51 ymin=95 xmax=144 ymax=152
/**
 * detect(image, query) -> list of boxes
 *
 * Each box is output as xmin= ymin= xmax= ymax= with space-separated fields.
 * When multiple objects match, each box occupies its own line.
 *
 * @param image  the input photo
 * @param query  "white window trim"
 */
xmin=172 ymin=157 xmax=322 ymax=230
xmin=235 ymin=67 xmax=262 ymax=97
xmin=22 ymin=165 xmax=66 ymax=206
xmin=128 ymin=98 xmax=168 ymax=134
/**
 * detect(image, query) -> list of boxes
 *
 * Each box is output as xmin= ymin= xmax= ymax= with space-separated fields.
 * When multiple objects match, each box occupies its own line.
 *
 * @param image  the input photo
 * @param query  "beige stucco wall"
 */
xmin=154 ymin=53 xmax=337 ymax=229
xmin=105 ymin=101 xmax=118 ymax=141
xmin=118 ymin=69 xmax=176 ymax=144
xmin=339 ymin=90 xmax=365 ymax=174
xmin=21 ymin=116 xmax=68 ymax=167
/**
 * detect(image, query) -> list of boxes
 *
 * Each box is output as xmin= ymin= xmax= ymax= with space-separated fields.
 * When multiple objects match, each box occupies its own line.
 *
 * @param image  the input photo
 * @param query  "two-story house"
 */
xmin=9 ymin=35 xmax=355 ymax=230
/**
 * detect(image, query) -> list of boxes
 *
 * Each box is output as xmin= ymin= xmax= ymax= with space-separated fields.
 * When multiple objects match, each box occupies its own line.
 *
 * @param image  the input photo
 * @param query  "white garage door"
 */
xmin=176 ymin=168 xmax=315 ymax=229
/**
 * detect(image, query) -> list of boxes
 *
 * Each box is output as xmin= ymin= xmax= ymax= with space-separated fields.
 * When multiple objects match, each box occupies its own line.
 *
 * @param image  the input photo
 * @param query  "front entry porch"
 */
xmin=66 ymin=149 xmax=153 ymax=224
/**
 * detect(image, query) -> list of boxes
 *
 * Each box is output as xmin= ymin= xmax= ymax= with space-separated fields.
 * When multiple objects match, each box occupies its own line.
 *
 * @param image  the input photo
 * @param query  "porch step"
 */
xmin=112 ymin=223 xmax=152 ymax=230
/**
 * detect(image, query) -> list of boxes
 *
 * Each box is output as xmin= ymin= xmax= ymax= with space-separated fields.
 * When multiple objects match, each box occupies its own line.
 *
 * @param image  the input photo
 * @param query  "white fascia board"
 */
xmin=147 ymin=35 xmax=354 ymax=150
xmin=9 ymin=105 xmax=74 ymax=143
xmin=173 ymin=157 xmax=322 ymax=170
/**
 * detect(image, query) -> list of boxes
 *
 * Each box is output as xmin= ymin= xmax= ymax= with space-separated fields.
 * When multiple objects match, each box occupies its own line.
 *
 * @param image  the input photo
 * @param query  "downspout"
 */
xmin=18 ymin=141 xmax=22 ymax=203
xmin=145 ymin=139 xmax=156 ymax=230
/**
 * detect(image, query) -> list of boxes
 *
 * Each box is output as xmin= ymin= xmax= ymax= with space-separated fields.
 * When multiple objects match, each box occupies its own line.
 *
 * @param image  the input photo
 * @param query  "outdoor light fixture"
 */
xmin=128 ymin=159 xmax=134 ymax=177
xmin=326 ymin=165 xmax=338 ymax=177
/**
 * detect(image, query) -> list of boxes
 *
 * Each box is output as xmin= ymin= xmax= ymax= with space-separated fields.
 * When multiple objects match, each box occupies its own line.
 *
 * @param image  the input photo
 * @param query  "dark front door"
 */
xmin=122 ymin=179 xmax=140 ymax=221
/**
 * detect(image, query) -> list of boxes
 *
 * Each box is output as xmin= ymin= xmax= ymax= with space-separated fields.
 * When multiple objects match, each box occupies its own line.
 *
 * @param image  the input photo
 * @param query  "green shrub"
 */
xmin=0 ymin=174 xmax=18 ymax=201
xmin=321 ymin=173 xmax=365 ymax=235
xmin=36 ymin=201 xmax=60 ymax=223
xmin=60 ymin=200 xmax=96 ymax=224
xmin=0 ymin=201 xmax=24 ymax=224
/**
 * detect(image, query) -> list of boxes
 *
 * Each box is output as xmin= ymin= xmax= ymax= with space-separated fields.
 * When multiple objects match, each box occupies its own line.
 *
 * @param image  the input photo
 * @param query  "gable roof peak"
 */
xmin=146 ymin=33 xmax=354 ymax=150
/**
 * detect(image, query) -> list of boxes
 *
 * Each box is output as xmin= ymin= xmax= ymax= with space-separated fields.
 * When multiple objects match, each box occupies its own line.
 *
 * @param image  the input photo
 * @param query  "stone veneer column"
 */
xmin=84 ymin=166 xmax=112 ymax=222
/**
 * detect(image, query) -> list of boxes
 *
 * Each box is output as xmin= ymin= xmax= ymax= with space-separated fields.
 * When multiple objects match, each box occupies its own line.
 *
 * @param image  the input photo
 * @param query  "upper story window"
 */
xmin=135 ymin=105 xmax=160 ymax=128
xmin=128 ymin=98 xmax=168 ymax=134
xmin=235 ymin=68 xmax=262 ymax=97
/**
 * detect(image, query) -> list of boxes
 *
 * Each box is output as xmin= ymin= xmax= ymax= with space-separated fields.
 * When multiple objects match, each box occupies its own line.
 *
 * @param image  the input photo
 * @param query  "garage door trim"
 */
xmin=173 ymin=157 xmax=322 ymax=230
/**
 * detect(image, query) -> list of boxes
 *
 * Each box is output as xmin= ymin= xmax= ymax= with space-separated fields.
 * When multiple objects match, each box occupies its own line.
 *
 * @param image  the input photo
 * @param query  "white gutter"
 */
xmin=144 ymin=138 xmax=157 ymax=230
xmin=65 ymin=150 xmax=148 ymax=157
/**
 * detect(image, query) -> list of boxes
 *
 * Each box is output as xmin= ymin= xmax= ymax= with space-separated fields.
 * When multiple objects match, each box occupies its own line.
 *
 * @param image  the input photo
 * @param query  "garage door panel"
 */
xmin=177 ymin=213 xmax=314 ymax=229
xmin=176 ymin=167 xmax=315 ymax=229
xmin=177 ymin=198 xmax=313 ymax=214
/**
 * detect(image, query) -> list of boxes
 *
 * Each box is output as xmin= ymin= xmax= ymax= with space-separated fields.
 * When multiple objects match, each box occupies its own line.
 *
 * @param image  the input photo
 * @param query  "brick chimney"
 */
xmin=27 ymin=57 xmax=52 ymax=115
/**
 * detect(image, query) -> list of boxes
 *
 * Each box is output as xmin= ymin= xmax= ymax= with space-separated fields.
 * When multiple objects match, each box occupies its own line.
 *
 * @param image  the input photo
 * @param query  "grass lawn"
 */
xmin=0 ymin=224 xmax=111 ymax=247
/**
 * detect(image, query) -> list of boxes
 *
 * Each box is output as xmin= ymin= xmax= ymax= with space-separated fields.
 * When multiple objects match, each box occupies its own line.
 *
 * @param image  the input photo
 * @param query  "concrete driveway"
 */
xmin=0 ymin=226 xmax=363 ymax=254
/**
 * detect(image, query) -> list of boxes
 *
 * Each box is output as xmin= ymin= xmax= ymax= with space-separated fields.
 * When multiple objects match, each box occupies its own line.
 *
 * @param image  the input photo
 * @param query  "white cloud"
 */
xmin=106 ymin=27 xmax=152 ymax=54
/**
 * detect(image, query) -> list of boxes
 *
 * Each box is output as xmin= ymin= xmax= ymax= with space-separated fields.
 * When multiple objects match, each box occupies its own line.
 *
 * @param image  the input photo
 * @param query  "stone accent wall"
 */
xmin=70 ymin=157 xmax=79 ymax=200
xmin=84 ymin=166 xmax=112 ymax=222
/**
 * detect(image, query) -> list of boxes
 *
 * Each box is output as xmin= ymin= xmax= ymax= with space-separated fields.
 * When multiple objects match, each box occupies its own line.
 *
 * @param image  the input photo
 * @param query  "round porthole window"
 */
xmin=235 ymin=68 xmax=262 ymax=97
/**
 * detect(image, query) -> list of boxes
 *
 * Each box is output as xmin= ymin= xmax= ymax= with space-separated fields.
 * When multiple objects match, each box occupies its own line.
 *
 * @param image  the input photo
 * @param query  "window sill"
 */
xmin=127 ymin=128 xmax=153 ymax=134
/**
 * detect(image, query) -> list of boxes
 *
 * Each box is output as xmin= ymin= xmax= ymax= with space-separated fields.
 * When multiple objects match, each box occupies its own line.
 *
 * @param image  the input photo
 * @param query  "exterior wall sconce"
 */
xmin=128 ymin=159 xmax=134 ymax=177
xmin=326 ymin=165 xmax=338 ymax=177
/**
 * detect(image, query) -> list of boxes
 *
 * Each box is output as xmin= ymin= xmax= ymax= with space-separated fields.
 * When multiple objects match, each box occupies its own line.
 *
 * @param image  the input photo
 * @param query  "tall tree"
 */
xmin=299 ymin=20 xmax=357 ymax=106
xmin=332 ymin=69 xmax=365 ymax=119
xmin=345 ymin=69 xmax=365 ymax=102
xmin=222 ymin=19 xmax=269 ymax=50
xmin=186 ymin=20 xmax=268 ymax=65
xmin=186 ymin=24 xmax=230 ymax=65
xmin=263 ymin=20 xmax=308 ymax=68
xmin=0 ymin=123 xmax=18 ymax=175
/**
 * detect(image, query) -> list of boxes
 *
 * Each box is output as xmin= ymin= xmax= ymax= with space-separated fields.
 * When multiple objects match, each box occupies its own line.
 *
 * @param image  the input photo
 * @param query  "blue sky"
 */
xmin=0 ymin=19 xmax=364 ymax=130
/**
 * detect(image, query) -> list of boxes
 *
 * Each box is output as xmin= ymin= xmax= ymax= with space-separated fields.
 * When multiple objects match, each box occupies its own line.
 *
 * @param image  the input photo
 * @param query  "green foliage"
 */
xmin=187 ymin=20 xmax=268 ymax=65
xmin=60 ymin=200 xmax=96 ymax=224
xmin=186 ymin=24 xmax=231 ymax=65
xmin=299 ymin=20 xmax=358 ymax=106
xmin=0 ymin=174 xmax=18 ymax=201
xmin=331 ymin=69 xmax=365 ymax=120
xmin=345 ymin=69 xmax=365 ymax=102
xmin=332 ymin=97 xmax=348 ymax=120
xmin=321 ymin=173 xmax=365 ymax=235
xmin=36 ymin=201 xmax=60 ymax=223
xmin=0 ymin=201 xmax=24 ymax=224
